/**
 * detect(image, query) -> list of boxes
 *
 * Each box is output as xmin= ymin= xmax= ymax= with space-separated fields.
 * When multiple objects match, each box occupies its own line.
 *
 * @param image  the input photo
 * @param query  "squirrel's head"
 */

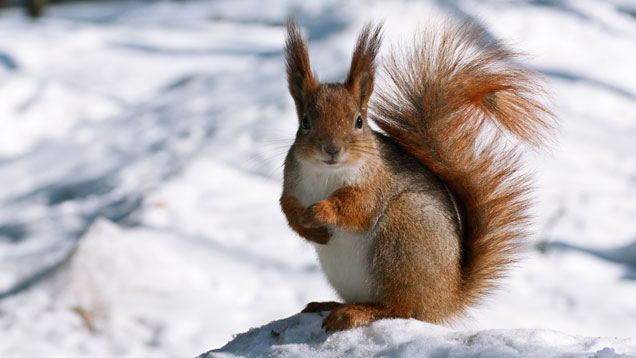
xmin=285 ymin=20 xmax=383 ymax=169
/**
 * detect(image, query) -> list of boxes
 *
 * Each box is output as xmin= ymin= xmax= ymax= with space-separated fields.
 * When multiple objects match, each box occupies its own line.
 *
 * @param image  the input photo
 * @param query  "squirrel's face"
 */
xmin=284 ymin=20 xmax=383 ymax=170
xmin=293 ymin=85 xmax=374 ymax=169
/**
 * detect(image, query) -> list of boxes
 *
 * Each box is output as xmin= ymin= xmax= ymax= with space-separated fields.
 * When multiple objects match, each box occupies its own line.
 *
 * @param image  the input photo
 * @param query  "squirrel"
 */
xmin=279 ymin=19 xmax=553 ymax=332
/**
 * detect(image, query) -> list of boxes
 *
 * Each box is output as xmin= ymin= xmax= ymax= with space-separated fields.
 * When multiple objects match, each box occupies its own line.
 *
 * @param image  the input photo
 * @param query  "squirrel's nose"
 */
xmin=323 ymin=143 xmax=342 ymax=157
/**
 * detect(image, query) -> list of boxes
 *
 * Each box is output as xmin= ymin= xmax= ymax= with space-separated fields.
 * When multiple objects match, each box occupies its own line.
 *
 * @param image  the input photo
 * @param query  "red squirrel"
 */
xmin=279 ymin=19 xmax=553 ymax=332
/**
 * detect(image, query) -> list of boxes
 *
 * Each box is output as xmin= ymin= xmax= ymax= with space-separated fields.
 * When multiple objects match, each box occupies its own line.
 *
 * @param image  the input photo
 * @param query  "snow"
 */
xmin=202 ymin=313 xmax=636 ymax=358
xmin=0 ymin=0 xmax=635 ymax=357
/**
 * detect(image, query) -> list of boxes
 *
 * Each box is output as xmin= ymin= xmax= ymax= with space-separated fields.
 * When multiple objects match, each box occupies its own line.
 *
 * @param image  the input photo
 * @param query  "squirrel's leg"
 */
xmin=324 ymin=192 xmax=463 ymax=331
xmin=280 ymin=194 xmax=331 ymax=244
xmin=300 ymin=186 xmax=376 ymax=232
xmin=370 ymin=191 xmax=464 ymax=324
xmin=321 ymin=303 xmax=397 ymax=331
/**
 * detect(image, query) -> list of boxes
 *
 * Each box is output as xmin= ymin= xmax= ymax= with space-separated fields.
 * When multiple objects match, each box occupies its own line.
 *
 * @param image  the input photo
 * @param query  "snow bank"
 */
xmin=201 ymin=314 xmax=636 ymax=358
xmin=0 ymin=197 xmax=322 ymax=357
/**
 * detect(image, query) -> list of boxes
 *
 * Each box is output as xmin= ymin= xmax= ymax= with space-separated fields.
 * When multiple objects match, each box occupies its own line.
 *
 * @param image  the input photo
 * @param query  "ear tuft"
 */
xmin=285 ymin=19 xmax=319 ymax=117
xmin=345 ymin=22 xmax=383 ymax=111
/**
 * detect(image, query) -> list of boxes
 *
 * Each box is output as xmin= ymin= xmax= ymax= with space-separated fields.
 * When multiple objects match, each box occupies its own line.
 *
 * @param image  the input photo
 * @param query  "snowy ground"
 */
xmin=0 ymin=0 xmax=635 ymax=357
xmin=203 ymin=313 xmax=636 ymax=358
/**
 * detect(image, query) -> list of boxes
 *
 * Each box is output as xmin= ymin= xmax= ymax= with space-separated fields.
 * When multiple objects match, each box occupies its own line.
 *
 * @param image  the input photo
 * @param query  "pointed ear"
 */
xmin=285 ymin=19 xmax=319 ymax=117
xmin=345 ymin=23 xmax=383 ymax=112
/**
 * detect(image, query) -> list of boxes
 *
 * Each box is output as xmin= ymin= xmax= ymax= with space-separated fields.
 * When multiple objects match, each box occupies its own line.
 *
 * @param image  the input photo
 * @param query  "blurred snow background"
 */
xmin=0 ymin=0 xmax=635 ymax=356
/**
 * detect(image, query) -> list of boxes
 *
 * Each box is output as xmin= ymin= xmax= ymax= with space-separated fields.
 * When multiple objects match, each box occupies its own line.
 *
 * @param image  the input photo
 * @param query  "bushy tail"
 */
xmin=371 ymin=21 xmax=554 ymax=308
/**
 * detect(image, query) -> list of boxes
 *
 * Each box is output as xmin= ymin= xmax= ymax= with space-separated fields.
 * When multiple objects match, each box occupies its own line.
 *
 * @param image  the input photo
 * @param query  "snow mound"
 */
xmin=201 ymin=314 xmax=636 ymax=358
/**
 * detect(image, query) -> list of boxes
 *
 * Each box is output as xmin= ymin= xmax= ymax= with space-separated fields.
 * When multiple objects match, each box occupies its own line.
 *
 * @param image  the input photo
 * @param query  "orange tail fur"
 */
xmin=371 ymin=21 xmax=554 ymax=307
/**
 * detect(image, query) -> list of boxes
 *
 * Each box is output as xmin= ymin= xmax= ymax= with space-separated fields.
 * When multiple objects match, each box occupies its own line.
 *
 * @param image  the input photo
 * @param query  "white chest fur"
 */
xmin=294 ymin=159 xmax=375 ymax=303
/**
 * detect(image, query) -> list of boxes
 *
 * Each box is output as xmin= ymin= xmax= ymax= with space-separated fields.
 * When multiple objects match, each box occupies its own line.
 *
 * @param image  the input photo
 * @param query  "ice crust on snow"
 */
xmin=202 ymin=314 xmax=636 ymax=358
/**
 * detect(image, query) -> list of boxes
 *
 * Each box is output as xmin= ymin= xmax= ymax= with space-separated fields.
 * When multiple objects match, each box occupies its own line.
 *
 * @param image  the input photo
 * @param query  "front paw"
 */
xmin=301 ymin=201 xmax=337 ymax=228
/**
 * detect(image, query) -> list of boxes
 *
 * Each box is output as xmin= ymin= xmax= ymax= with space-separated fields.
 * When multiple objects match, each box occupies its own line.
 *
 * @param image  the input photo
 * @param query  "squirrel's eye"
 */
xmin=301 ymin=116 xmax=310 ymax=130
xmin=355 ymin=115 xmax=363 ymax=129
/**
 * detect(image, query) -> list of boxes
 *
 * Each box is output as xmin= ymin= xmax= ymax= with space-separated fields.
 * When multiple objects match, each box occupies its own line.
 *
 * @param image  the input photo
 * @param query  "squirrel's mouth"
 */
xmin=322 ymin=159 xmax=339 ymax=165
